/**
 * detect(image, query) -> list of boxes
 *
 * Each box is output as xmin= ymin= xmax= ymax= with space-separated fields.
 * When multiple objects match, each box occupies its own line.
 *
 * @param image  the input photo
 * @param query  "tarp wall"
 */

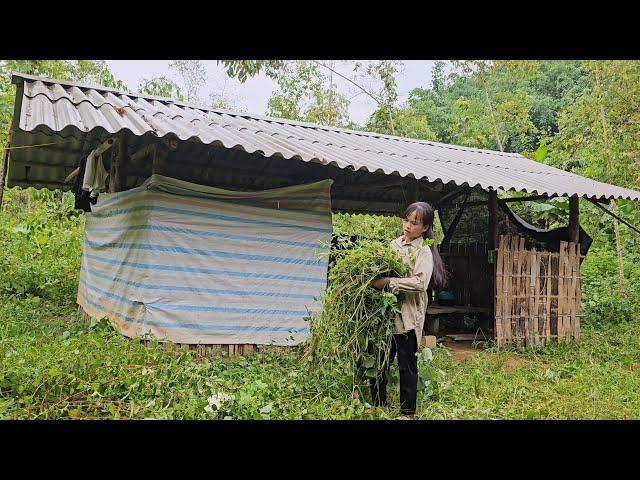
xmin=77 ymin=175 xmax=333 ymax=346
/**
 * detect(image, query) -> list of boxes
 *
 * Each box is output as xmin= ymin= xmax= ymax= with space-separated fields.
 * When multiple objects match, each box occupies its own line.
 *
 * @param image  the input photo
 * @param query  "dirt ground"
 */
xmin=439 ymin=338 xmax=527 ymax=371
xmin=440 ymin=338 xmax=479 ymax=363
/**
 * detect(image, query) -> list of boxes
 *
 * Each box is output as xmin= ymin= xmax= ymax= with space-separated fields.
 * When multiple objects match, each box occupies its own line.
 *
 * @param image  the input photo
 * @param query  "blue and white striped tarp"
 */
xmin=77 ymin=174 xmax=333 ymax=346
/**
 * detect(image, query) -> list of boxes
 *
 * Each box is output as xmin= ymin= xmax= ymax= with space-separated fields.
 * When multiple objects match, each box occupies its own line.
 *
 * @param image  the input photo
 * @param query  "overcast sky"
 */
xmin=105 ymin=60 xmax=438 ymax=125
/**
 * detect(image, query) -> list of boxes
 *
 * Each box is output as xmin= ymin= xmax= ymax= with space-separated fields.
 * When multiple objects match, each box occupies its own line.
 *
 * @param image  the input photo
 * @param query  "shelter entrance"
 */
xmin=424 ymin=186 xmax=588 ymax=347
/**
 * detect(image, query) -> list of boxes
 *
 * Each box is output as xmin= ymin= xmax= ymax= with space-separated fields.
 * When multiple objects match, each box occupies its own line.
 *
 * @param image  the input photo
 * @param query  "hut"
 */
xmin=3 ymin=72 xmax=640 ymax=351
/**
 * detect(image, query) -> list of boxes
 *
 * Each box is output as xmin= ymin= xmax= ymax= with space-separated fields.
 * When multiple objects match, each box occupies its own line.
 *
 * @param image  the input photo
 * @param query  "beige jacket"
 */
xmin=387 ymin=235 xmax=434 ymax=344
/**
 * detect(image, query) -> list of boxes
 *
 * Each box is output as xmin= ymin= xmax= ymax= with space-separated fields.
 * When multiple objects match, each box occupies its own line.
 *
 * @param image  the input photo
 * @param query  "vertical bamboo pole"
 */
xmin=567 ymin=243 xmax=576 ymax=341
xmin=530 ymin=250 xmax=539 ymax=346
xmin=522 ymin=249 xmax=531 ymax=348
xmin=558 ymin=242 xmax=567 ymax=343
xmin=568 ymin=200 xmax=579 ymax=341
xmin=495 ymin=236 xmax=505 ymax=345
xmin=545 ymin=253 xmax=552 ymax=344
xmin=503 ymin=236 xmax=513 ymax=345
xmin=575 ymin=244 xmax=582 ymax=342
xmin=510 ymin=236 xmax=517 ymax=346
xmin=515 ymin=237 xmax=525 ymax=347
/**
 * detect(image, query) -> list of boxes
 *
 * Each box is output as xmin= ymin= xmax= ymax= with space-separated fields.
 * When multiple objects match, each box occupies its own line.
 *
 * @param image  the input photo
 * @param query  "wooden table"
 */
xmin=426 ymin=305 xmax=490 ymax=315
xmin=424 ymin=305 xmax=491 ymax=334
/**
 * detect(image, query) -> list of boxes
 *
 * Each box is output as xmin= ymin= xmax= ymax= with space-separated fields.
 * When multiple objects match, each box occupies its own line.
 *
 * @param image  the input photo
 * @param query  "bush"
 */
xmin=580 ymin=244 xmax=640 ymax=326
xmin=584 ymin=293 xmax=636 ymax=326
xmin=0 ymin=189 xmax=83 ymax=309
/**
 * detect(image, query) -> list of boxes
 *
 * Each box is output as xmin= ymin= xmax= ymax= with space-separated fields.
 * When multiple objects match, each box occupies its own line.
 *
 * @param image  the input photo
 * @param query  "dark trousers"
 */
xmin=369 ymin=332 xmax=418 ymax=415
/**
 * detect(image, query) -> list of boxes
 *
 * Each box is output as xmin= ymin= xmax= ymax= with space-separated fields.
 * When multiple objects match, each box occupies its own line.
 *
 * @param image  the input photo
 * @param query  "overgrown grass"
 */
xmin=1 ymin=189 xmax=639 ymax=419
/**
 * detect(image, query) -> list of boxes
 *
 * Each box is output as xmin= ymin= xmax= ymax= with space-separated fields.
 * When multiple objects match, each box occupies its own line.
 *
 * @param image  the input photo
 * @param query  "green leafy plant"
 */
xmin=306 ymin=239 xmax=408 ymax=394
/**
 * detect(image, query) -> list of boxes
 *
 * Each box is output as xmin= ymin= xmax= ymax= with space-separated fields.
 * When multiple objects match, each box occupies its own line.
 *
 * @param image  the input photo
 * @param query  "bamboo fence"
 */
xmin=494 ymin=235 xmax=582 ymax=347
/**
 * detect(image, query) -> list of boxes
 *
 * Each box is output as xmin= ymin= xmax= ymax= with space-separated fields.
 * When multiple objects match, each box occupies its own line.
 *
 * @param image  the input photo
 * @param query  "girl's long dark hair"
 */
xmin=403 ymin=202 xmax=448 ymax=289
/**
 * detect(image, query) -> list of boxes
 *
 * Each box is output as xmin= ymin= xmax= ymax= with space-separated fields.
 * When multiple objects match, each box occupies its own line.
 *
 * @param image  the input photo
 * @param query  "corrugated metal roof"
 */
xmin=7 ymin=72 xmax=640 ymax=201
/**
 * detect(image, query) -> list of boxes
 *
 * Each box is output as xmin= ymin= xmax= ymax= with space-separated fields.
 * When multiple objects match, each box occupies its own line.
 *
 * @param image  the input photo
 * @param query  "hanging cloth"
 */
xmin=72 ymin=156 xmax=96 ymax=212
xmin=82 ymin=142 xmax=112 ymax=198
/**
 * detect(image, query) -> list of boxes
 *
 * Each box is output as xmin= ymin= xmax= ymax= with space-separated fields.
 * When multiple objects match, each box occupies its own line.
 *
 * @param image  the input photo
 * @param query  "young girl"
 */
xmin=370 ymin=201 xmax=448 ymax=418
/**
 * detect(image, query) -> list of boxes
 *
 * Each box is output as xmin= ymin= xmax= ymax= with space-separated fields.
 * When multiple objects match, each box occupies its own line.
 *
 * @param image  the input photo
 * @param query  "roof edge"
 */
xmin=11 ymin=72 xmax=523 ymax=158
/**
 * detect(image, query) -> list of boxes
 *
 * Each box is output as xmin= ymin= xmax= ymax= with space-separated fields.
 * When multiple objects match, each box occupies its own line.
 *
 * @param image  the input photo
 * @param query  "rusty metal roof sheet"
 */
xmin=7 ymin=72 xmax=640 ymax=201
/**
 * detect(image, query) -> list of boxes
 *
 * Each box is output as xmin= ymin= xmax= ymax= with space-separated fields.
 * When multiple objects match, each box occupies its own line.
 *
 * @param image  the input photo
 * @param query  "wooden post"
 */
xmin=488 ymin=190 xmax=499 ymax=336
xmin=488 ymin=190 xmax=498 ymax=251
xmin=568 ymin=195 xmax=579 ymax=245
xmin=0 ymin=127 xmax=13 ymax=209
xmin=494 ymin=235 xmax=505 ymax=345
xmin=109 ymin=133 xmax=127 ymax=193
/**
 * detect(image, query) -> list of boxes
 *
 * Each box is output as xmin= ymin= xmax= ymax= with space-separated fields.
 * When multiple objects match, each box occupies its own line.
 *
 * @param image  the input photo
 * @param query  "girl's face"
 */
xmin=403 ymin=210 xmax=429 ymax=242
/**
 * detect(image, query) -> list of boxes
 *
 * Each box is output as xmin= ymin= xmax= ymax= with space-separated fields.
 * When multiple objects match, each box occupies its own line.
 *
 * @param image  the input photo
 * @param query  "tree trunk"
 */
xmin=610 ymin=199 xmax=627 ymax=298
xmin=482 ymin=76 xmax=504 ymax=152
xmin=595 ymin=63 xmax=626 ymax=297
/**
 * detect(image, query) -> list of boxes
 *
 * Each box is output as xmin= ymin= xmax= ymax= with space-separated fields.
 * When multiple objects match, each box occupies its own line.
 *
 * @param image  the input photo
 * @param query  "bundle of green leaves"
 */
xmin=307 ymin=239 xmax=409 ymax=393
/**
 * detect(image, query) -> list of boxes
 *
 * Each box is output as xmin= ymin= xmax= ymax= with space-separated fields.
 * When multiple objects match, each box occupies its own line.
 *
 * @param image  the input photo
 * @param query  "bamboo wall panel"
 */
xmin=494 ymin=236 xmax=582 ymax=347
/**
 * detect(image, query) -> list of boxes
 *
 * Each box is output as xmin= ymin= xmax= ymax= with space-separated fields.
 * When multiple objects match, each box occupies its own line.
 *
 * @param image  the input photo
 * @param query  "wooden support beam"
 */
xmin=435 ymin=185 xmax=469 ymax=208
xmin=588 ymin=198 xmax=640 ymax=235
xmin=109 ymin=134 xmax=127 ymax=193
xmin=568 ymin=195 xmax=580 ymax=244
xmin=442 ymin=191 xmax=471 ymax=247
xmin=451 ymin=195 xmax=557 ymax=209
xmin=453 ymin=195 xmax=610 ymax=209
xmin=331 ymin=198 xmax=403 ymax=215
xmin=488 ymin=189 xmax=498 ymax=250
xmin=503 ymin=195 xmax=557 ymax=203
xmin=130 ymin=143 xmax=157 ymax=163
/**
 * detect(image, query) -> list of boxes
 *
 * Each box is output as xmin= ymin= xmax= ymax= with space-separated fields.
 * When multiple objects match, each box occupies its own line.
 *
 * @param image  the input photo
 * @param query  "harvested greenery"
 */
xmin=328 ymin=213 xmax=402 ymax=270
xmin=307 ymin=239 xmax=409 ymax=393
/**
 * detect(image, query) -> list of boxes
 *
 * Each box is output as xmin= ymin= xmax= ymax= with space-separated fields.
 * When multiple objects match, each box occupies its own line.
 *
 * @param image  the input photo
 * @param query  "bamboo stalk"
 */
xmin=558 ymin=242 xmax=567 ymax=343
xmin=567 ymin=243 xmax=576 ymax=341
xmin=495 ymin=236 xmax=505 ymax=345
xmin=522 ymin=248 xmax=530 ymax=348
xmin=574 ymin=242 xmax=582 ymax=342
xmin=546 ymin=253 xmax=552 ymax=344
xmin=531 ymin=250 xmax=539 ymax=345
xmin=515 ymin=237 xmax=525 ymax=348
xmin=505 ymin=236 xmax=513 ymax=346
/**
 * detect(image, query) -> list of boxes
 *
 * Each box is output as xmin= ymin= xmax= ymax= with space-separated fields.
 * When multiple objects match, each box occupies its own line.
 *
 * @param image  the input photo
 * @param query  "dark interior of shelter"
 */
xmin=433 ymin=188 xmax=591 ymax=342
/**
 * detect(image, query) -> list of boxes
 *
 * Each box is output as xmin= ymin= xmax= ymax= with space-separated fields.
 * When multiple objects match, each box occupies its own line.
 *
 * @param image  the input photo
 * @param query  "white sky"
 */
xmin=105 ymin=60 xmax=438 ymax=125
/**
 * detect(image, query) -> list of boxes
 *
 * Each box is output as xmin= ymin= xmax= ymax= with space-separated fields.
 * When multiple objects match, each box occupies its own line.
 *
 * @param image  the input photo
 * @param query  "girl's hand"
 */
xmin=370 ymin=277 xmax=391 ymax=289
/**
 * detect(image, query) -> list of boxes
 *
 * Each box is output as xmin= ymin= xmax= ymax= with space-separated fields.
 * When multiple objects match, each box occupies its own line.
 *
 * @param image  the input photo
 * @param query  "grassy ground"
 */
xmin=1 ymin=295 xmax=639 ymax=419
xmin=1 ymin=190 xmax=639 ymax=419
